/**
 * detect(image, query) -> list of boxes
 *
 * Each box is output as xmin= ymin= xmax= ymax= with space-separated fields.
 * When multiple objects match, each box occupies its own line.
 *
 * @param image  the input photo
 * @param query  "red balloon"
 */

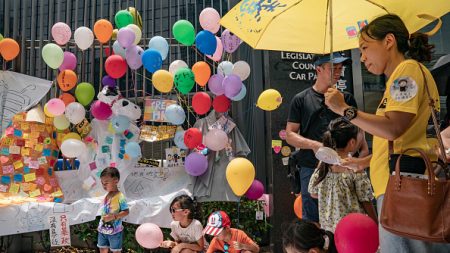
xmin=105 ymin=55 xmax=127 ymax=79
xmin=335 ymin=213 xmax=379 ymax=253
xmin=192 ymin=92 xmax=211 ymax=115
xmin=184 ymin=128 xmax=202 ymax=149
xmin=293 ymin=195 xmax=302 ymax=219
xmin=212 ymin=95 xmax=231 ymax=113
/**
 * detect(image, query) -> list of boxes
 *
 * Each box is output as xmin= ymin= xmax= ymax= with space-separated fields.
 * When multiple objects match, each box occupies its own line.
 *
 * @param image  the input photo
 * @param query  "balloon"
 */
xmin=226 ymin=158 xmax=255 ymax=196
xmin=59 ymin=52 xmax=77 ymax=71
xmin=62 ymin=132 xmax=81 ymax=142
xmin=51 ymin=22 xmax=71 ymax=45
xmin=204 ymin=129 xmax=228 ymax=151
xmin=199 ymin=8 xmax=221 ymax=34
xmin=90 ymin=100 xmax=112 ymax=120
xmin=207 ymin=36 xmax=223 ymax=62
xmin=335 ymin=213 xmax=379 ymax=253
xmin=184 ymin=128 xmax=202 ymax=149
xmin=53 ymin=115 xmax=70 ymax=130
xmin=245 ymin=179 xmax=265 ymax=200
xmin=135 ymin=223 xmax=163 ymax=249
xmin=125 ymin=45 xmax=143 ymax=70
xmin=221 ymin=29 xmax=242 ymax=53
xmin=94 ymin=19 xmax=113 ymax=44
xmin=257 ymin=89 xmax=282 ymax=111
xmin=152 ymin=70 xmax=173 ymax=93
xmin=117 ymin=27 xmax=135 ymax=48
xmin=42 ymin=43 xmax=64 ymax=69
xmin=105 ymin=55 xmax=127 ymax=79
xmin=44 ymin=104 xmax=54 ymax=117
xmin=174 ymin=129 xmax=188 ymax=149
xmin=61 ymin=139 xmax=86 ymax=158
xmin=111 ymin=115 xmax=130 ymax=133
xmin=127 ymin=7 xmax=143 ymax=30
xmin=125 ymin=142 xmax=141 ymax=158
xmin=57 ymin=70 xmax=77 ymax=91
xmin=165 ymin=104 xmax=186 ymax=125
xmin=232 ymin=61 xmax=251 ymax=81
xmin=141 ymin=49 xmax=162 ymax=73
xmin=195 ymin=30 xmax=217 ymax=55
xmin=127 ymin=24 xmax=141 ymax=45
xmin=115 ymin=10 xmax=134 ymax=29
xmin=223 ymin=74 xmax=243 ymax=99
xmin=213 ymin=95 xmax=231 ymax=113
xmin=174 ymin=68 xmax=195 ymax=95
xmin=208 ymin=74 xmax=225 ymax=95
xmin=111 ymin=99 xmax=142 ymax=121
xmin=0 ymin=33 xmax=3 ymax=41
xmin=192 ymin=92 xmax=211 ymax=115
xmin=112 ymin=40 xmax=127 ymax=58
xmin=293 ymin=195 xmax=302 ymax=219
xmin=102 ymin=75 xmax=116 ymax=88
xmin=59 ymin=93 xmax=76 ymax=106
xmin=65 ymin=102 xmax=85 ymax=124
xmin=0 ymin=38 xmax=20 ymax=61
xmin=172 ymin=20 xmax=195 ymax=46
xmin=169 ymin=60 xmax=188 ymax=75
xmin=218 ymin=61 xmax=233 ymax=76
xmin=74 ymin=27 xmax=94 ymax=50
xmin=185 ymin=152 xmax=208 ymax=176
xmin=148 ymin=36 xmax=169 ymax=60
xmin=112 ymin=29 xmax=118 ymax=40
xmin=192 ymin=61 xmax=211 ymax=86
xmin=75 ymin=82 xmax=95 ymax=106
xmin=231 ymin=84 xmax=247 ymax=101
xmin=46 ymin=98 xmax=66 ymax=116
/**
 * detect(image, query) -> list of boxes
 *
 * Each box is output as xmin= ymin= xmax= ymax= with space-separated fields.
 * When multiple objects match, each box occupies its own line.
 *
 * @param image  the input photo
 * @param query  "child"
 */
xmin=161 ymin=195 xmax=206 ymax=253
xmin=308 ymin=118 xmax=377 ymax=232
xmin=97 ymin=167 xmax=129 ymax=253
xmin=282 ymin=219 xmax=337 ymax=253
xmin=204 ymin=211 xmax=259 ymax=253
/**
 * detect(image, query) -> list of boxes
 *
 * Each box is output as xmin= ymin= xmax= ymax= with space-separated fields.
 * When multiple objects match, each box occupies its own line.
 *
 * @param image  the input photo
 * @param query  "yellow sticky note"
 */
xmin=29 ymin=189 xmax=41 ymax=197
xmin=2 ymin=137 xmax=13 ymax=145
xmin=23 ymin=133 xmax=29 ymax=139
xmin=28 ymin=183 xmax=37 ymax=191
xmin=37 ymin=125 xmax=45 ymax=132
xmin=35 ymin=144 xmax=43 ymax=152
xmin=30 ymin=132 xmax=40 ymax=138
xmin=21 ymin=183 xmax=31 ymax=191
xmin=24 ymin=173 xmax=36 ymax=182
xmin=52 ymin=190 xmax=63 ymax=197
xmin=21 ymin=122 xmax=30 ymax=130
xmin=271 ymin=140 xmax=282 ymax=147
xmin=21 ymin=148 xmax=30 ymax=156
xmin=13 ymin=114 xmax=24 ymax=121
xmin=9 ymin=183 xmax=19 ymax=194
xmin=13 ymin=160 xmax=23 ymax=169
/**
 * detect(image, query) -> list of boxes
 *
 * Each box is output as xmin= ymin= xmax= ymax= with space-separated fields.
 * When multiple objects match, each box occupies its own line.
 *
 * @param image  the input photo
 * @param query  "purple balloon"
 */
xmin=117 ymin=27 xmax=135 ymax=48
xmin=126 ymin=46 xmax=144 ymax=70
xmin=59 ymin=52 xmax=77 ymax=71
xmin=245 ymin=179 xmax=265 ymax=200
xmin=221 ymin=29 xmax=241 ymax=54
xmin=185 ymin=152 xmax=208 ymax=176
xmin=208 ymin=74 xmax=225 ymax=96
xmin=223 ymin=74 xmax=243 ymax=99
xmin=102 ymin=75 xmax=116 ymax=88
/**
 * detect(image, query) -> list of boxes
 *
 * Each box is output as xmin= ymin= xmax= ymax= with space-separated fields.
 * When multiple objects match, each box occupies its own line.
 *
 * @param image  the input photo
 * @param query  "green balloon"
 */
xmin=115 ymin=10 xmax=134 ymax=29
xmin=174 ymin=68 xmax=195 ymax=94
xmin=42 ymin=43 xmax=64 ymax=69
xmin=172 ymin=20 xmax=195 ymax=46
xmin=0 ymin=33 xmax=3 ymax=41
xmin=75 ymin=82 xmax=95 ymax=106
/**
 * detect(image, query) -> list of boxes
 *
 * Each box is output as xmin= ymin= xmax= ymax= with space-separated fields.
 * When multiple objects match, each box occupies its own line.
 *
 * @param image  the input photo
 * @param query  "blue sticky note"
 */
xmin=43 ymin=149 xmax=51 ymax=156
xmin=48 ymin=168 xmax=53 ymax=176
xmin=118 ymin=153 xmax=124 ymax=159
xmin=120 ymin=139 xmax=126 ymax=145
xmin=13 ymin=174 xmax=23 ymax=182
xmin=105 ymin=136 xmax=113 ymax=145
xmin=1 ymin=148 xmax=9 ymax=155
xmin=13 ymin=129 xmax=23 ymax=137
xmin=52 ymin=150 xmax=59 ymax=157
xmin=125 ymin=132 xmax=134 ymax=139
xmin=101 ymin=146 xmax=110 ymax=153
xmin=24 ymin=167 xmax=30 ymax=174
xmin=53 ymin=132 xmax=57 ymax=138
xmin=54 ymin=198 xmax=62 ymax=203
xmin=1 ymin=176 xmax=11 ymax=184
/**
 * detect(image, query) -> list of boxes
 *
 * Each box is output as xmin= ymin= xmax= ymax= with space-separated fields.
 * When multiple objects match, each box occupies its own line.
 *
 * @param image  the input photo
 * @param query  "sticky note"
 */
xmin=21 ymin=122 xmax=30 ymax=130
xmin=2 ymin=137 xmax=14 ymax=145
xmin=47 ymin=168 xmax=53 ymax=176
xmin=52 ymin=150 xmax=59 ymax=157
xmin=89 ymin=162 xmax=97 ymax=170
xmin=9 ymin=146 xmax=20 ymax=155
xmin=14 ymin=129 xmax=23 ymax=137
xmin=23 ymin=166 xmax=30 ymax=174
xmin=0 ymin=156 xmax=9 ymax=164
xmin=43 ymin=149 xmax=51 ymax=156
xmin=29 ymin=189 xmax=41 ymax=197
xmin=21 ymin=183 xmax=31 ymax=191
xmin=9 ymin=183 xmax=19 ymax=194
xmin=13 ymin=160 xmax=23 ymax=169
xmin=43 ymin=184 xmax=52 ymax=191
xmin=1 ymin=148 xmax=10 ymax=156
xmin=29 ymin=160 xmax=39 ymax=168
xmin=35 ymin=176 xmax=45 ymax=185
xmin=52 ymin=190 xmax=63 ymax=197
xmin=35 ymin=144 xmax=43 ymax=152
xmin=13 ymin=174 xmax=23 ymax=182
xmin=49 ymin=178 xmax=57 ymax=186
xmin=0 ymin=184 xmax=8 ymax=192
xmin=36 ymin=168 xmax=44 ymax=176
xmin=15 ymin=139 xmax=25 ymax=146
xmin=1 ymin=176 xmax=11 ymax=184
xmin=38 ymin=157 xmax=47 ymax=165
xmin=21 ymin=148 xmax=30 ymax=156
xmin=24 ymin=173 xmax=36 ymax=182
xmin=105 ymin=136 xmax=113 ymax=144
xmin=5 ymin=127 xmax=14 ymax=136
xmin=2 ymin=165 xmax=14 ymax=174
xmin=82 ymin=176 xmax=96 ymax=190
xmin=101 ymin=146 xmax=110 ymax=153
xmin=28 ymin=183 xmax=37 ymax=191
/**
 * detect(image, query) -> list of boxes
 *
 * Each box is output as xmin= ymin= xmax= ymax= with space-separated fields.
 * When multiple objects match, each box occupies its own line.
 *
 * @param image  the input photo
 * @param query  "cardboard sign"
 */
xmin=143 ymin=99 xmax=177 ymax=122
xmin=48 ymin=214 xmax=71 ymax=247
xmin=139 ymin=125 xmax=177 ymax=142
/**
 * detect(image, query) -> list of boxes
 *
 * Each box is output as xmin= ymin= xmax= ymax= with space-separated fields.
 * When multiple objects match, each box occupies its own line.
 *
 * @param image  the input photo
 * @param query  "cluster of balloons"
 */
xmin=209 ymin=60 xmax=250 ymax=102
xmin=0 ymin=35 xmax=20 ymax=61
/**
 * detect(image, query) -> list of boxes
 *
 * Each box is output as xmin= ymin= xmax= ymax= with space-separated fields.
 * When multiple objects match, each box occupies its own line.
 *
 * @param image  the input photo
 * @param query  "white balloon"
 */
xmin=148 ymin=36 xmax=169 ymax=60
xmin=217 ymin=61 xmax=233 ymax=76
xmin=53 ymin=115 xmax=70 ymax=130
xmin=65 ymin=102 xmax=85 ymax=124
xmin=127 ymin=24 xmax=142 ymax=46
xmin=232 ymin=61 xmax=251 ymax=81
xmin=205 ymin=129 xmax=228 ymax=151
xmin=61 ymin=139 xmax=86 ymax=158
xmin=113 ymin=41 xmax=127 ymax=59
xmin=74 ymin=27 xmax=94 ymax=50
xmin=169 ymin=60 xmax=188 ymax=75
xmin=165 ymin=104 xmax=186 ymax=125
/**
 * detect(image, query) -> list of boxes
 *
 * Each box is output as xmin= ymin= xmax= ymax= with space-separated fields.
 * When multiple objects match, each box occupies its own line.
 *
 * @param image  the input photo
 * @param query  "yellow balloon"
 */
xmin=127 ymin=7 xmax=143 ymax=30
xmin=127 ymin=24 xmax=142 ymax=45
xmin=44 ymin=104 xmax=54 ymax=117
xmin=112 ymin=29 xmax=118 ymax=40
xmin=152 ymin=70 xmax=174 ymax=93
xmin=62 ymin=132 xmax=81 ymax=142
xmin=256 ymin=89 xmax=282 ymax=111
xmin=226 ymin=158 xmax=255 ymax=196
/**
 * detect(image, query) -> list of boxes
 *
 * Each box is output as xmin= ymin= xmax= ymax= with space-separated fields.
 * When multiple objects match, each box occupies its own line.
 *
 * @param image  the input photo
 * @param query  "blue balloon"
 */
xmin=195 ymin=30 xmax=217 ymax=55
xmin=141 ymin=49 xmax=162 ymax=73
xmin=231 ymin=84 xmax=247 ymax=101
xmin=111 ymin=115 xmax=130 ymax=133
xmin=174 ymin=130 xmax=188 ymax=149
xmin=148 ymin=36 xmax=169 ymax=61
xmin=165 ymin=104 xmax=186 ymax=125
xmin=125 ymin=142 xmax=141 ymax=158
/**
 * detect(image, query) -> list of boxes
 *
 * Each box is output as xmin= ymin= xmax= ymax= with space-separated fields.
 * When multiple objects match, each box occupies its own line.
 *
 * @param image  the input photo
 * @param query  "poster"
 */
xmin=49 ymin=214 xmax=71 ymax=247
xmin=143 ymin=99 xmax=177 ymax=122
xmin=165 ymin=147 xmax=186 ymax=167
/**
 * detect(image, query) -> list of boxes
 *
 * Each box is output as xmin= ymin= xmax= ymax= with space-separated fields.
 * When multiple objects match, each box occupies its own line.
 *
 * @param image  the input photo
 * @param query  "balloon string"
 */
xmin=237 ymin=197 xmax=241 ymax=228
xmin=191 ymin=46 xmax=219 ymax=69
xmin=99 ymin=44 xmax=103 ymax=89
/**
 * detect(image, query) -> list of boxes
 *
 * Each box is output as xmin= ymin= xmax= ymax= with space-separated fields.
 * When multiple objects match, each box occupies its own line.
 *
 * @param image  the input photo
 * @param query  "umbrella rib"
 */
xmin=364 ymin=0 xmax=390 ymax=14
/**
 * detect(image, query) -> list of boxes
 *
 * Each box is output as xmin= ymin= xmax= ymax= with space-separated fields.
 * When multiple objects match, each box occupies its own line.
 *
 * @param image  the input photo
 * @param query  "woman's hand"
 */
xmin=102 ymin=214 xmax=115 ymax=222
xmin=324 ymin=88 xmax=348 ymax=115
xmin=341 ymin=156 xmax=371 ymax=173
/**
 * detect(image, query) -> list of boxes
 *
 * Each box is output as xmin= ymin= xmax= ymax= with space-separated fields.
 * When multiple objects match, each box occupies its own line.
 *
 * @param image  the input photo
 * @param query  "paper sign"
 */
xmin=143 ymin=99 xmax=177 ymax=122
xmin=13 ymin=160 xmax=23 ymax=169
xmin=29 ymin=188 xmax=41 ymax=197
xmin=139 ymin=125 xmax=177 ymax=142
xmin=48 ymin=214 xmax=71 ymax=247
xmin=24 ymin=173 xmax=36 ymax=182
xmin=165 ymin=147 xmax=186 ymax=167
xmin=272 ymin=140 xmax=282 ymax=153
xmin=82 ymin=176 xmax=96 ymax=190
xmin=256 ymin=211 xmax=264 ymax=220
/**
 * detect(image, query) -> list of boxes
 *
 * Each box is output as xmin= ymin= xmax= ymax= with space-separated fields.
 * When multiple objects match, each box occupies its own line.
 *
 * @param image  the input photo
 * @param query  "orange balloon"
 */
xmin=294 ymin=195 xmax=303 ymax=219
xmin=0 ymin=38 xmax=20 ymax=61
xmin=192 ymin=61 xmax=211 ymax=87
xmin=59 ymin=93 xmax=76 ymax=106
xmin=57 ymin=70 xmax=78 ymax=91
xmin=94 ymin=19 xmax=113 ymax=44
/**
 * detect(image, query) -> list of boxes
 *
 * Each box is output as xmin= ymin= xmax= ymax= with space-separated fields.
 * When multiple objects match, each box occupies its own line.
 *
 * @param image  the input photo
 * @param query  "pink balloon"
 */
xmin=46 ymin=98 xmax=66 ymax=116
xmin=221 ymin=29 xmax=242 ymax=53
xmin=208 ymin=74 xmax=225 ymax=95
xmin=135 ymin=223 xmax=163 ymax=249
xmin=59 ymin=52 xmax=77 ymax=71
xmin=223 ymin=74 xmax=243 ymax=99
xmin=117 ymin=27 xmax=135 ymax=48
xmin=246 ymin=179 xmax=265 ymax=200
xmin=335 ymin=213 xmax=379 ymax=253
xmin=125 ymin=45 xmax=143 ymax=70
xmin=207 ymin=36 xmax=223 ymax=62
xmin=199 ymin=8 xmax=221 ymax=34
xmin=52 ymin=22 xmax=71 ymax=45
xmin=205 ymin=129 xmax=228 ymax=151
xmin=90 ymin=100 xmax=112 ymax=120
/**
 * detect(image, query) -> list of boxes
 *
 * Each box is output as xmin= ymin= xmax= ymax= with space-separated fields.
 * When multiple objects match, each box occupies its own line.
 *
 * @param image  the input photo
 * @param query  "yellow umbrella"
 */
xmin=220 ymin=0 xmax=450 ymax=53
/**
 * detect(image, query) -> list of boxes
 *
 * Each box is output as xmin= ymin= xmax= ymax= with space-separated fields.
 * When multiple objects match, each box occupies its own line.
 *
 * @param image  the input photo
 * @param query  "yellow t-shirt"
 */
xmin=370 ymin=60 xmax=440 ymax=198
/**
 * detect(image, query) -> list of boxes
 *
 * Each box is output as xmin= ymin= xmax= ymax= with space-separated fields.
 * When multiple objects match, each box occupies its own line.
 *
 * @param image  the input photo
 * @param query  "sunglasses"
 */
xmin=170 ymin=207 xmax=184 ymax=213
xmin=224 ymin=243 xmax=229 ymax=253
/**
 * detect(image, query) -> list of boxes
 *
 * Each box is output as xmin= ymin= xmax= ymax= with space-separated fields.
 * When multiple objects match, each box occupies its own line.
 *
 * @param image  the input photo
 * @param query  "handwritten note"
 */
xmin=48 ymin=214 xmax=71 ymax=247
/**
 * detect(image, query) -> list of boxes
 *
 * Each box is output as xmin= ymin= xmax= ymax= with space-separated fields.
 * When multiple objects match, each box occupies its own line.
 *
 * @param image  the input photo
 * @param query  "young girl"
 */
xmin=161 ymin=195 xmax=206 ymax=253
xmin=282 ymin=220 xmax=337 ymax=253
xmin=308 ymin=118 xmax=377 ymax=232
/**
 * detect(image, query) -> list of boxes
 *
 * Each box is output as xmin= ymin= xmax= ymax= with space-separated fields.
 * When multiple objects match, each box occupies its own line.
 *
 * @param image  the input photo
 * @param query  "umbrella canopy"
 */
xmin=220 ymin=0 xmax=450 ymax=53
